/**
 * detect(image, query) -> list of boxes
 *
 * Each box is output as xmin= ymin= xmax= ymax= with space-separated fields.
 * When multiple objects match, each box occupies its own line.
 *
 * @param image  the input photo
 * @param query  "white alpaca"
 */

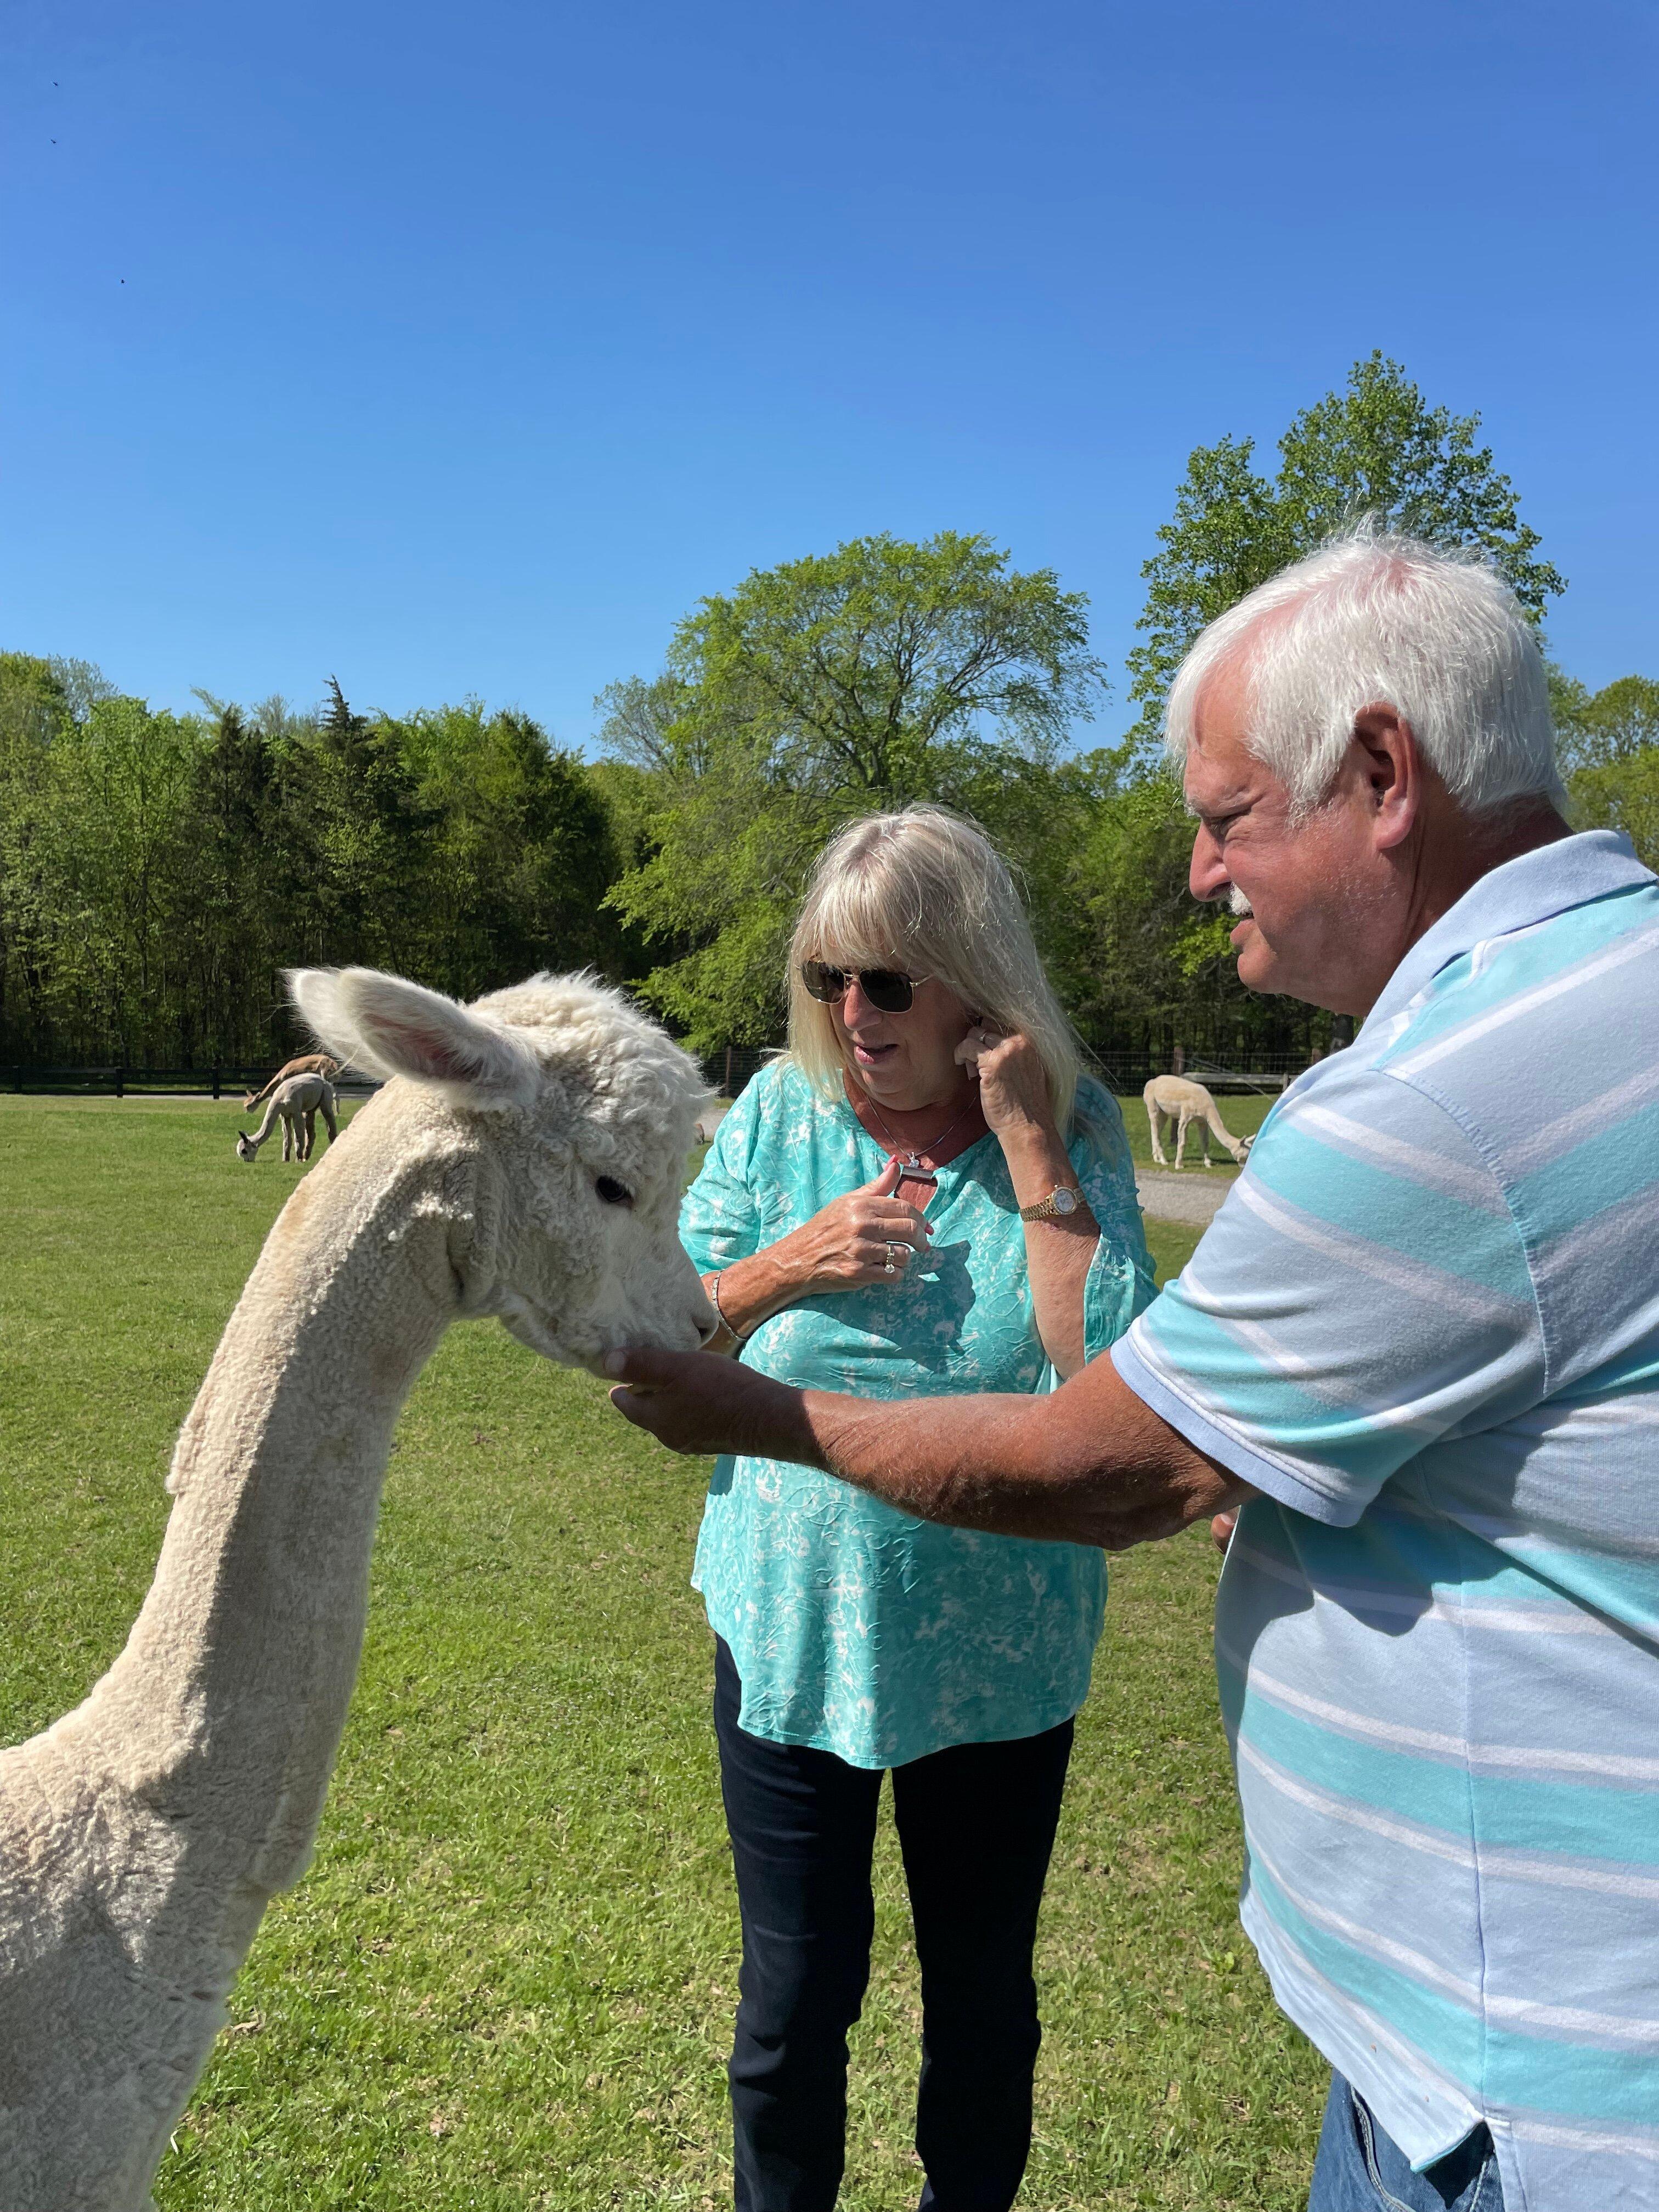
xmin=1143 ymin=1075 xmax=1255 ymax=1169
xmin=0 ymin=966 xmax=714 ymax=2211
xmin=235 ymin=1071 xmax=338 ymax=1163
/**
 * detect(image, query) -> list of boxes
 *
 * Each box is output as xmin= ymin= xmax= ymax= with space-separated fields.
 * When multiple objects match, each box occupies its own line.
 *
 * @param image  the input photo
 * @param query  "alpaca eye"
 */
xmin=596 ymin=1175 xmax=634 ymax=1207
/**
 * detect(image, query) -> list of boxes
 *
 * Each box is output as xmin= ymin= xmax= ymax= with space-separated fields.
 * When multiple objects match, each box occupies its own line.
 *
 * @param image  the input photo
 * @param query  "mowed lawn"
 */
xmin=0 ymin=1097 xmax=1323 ymax=2210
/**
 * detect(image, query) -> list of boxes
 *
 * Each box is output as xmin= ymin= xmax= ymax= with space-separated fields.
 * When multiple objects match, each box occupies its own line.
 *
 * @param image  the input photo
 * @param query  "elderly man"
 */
xmin=611 ymin=532 xmax=1659 ymax=2212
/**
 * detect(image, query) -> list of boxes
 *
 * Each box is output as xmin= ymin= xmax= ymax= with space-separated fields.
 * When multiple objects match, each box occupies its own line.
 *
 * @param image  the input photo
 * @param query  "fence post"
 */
xmin=1172 ymin=1042 xmax=1185 ymax=1075
xmin=115 ymin=1066 xmax=125 ymax=1100
xmin=723 ymin=1046 xmax=733 ymax=1096
xmin=212 ymin=1068 xmax=221 ymax=1101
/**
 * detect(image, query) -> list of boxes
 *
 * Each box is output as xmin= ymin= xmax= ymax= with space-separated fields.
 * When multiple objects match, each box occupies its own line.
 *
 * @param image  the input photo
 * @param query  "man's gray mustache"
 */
xmin=1227 ymin=886 xmax=1254 ymax=918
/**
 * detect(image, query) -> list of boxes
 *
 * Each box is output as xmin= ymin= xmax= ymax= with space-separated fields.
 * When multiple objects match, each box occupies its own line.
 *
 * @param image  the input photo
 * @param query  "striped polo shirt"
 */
xmin=1113 ymin=830 xmax=1659 ymax=2210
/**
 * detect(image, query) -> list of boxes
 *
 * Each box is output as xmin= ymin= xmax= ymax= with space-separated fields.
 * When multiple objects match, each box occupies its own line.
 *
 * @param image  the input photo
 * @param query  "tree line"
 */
xmin=0 ymin=673 xmax=630 ymax=1068
xmin=3 ymin=355 xmax=1654 ymax=1079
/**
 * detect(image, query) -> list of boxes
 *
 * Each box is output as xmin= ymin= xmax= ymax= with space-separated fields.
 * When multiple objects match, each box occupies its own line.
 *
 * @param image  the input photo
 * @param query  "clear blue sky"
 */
xmin=4 ymin=0 xmax=1655 ymax=747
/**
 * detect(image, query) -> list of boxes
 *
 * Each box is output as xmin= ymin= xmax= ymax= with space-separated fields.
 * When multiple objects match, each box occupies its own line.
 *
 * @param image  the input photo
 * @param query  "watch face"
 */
xmin=1053 ymin=1187 xmax=1078 ymax=1214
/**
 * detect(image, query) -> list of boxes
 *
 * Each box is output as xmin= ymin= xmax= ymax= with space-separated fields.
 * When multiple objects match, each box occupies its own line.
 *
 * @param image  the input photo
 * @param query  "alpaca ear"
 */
xmin=287 ymin=969 xmax=367 ymax=1071
xmin=286 ymin=967 xmax=539 ymax=1109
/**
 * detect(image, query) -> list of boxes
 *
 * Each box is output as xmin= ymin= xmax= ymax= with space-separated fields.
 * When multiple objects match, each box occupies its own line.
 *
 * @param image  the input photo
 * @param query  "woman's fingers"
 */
xmin=847 ymin=1202 xmax=930 ymax=1245
xmin=847 ymin=1232 xmax=916 ymax=1279
xmin=872 ymin=1204 xmax=930 ymax=1240
xmin=953 ymin=1022 xmax=1009 ymax=1071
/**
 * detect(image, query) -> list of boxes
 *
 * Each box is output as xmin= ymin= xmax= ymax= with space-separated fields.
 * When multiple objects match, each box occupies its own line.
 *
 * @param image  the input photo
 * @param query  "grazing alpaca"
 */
xmin=235 ymin=1072 xmax=337 ymax=1163
xmin=1143 ymin=1074 xmax=1255 ymax=1169
xmin=242 ymin=1052 xmax=341 ymax=1113
xmin=0 ymin=966 xmax=713 ymax=2212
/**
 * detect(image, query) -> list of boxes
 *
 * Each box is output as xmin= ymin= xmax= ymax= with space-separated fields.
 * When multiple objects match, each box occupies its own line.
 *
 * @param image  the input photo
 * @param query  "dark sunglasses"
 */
xmin=800 ymin=962 xmax=929 ymax=1014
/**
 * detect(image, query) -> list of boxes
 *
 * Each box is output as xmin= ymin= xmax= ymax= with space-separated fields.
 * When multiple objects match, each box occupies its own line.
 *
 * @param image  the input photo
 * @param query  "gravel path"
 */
xmin=1135 ymin=1169 xmax=1234 ymax=1227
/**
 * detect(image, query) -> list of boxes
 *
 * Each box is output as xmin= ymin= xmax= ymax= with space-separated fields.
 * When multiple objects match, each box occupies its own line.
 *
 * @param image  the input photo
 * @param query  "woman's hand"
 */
xmin=956 ymin=1025 xmax=1057 ymax=1141
xmin=780 ymin=1155 xmax=932 ymax=1291
xmin=702 ymin=1158 xmax=933 ymax=1345
xmin=958 ymin=1023 xmax=1098 ymax=1379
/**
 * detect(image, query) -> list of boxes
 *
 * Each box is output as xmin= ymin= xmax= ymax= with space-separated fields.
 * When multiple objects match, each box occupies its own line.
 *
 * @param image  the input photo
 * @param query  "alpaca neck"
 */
xmin=56 ymin=1105 xmax=472 ymax=1898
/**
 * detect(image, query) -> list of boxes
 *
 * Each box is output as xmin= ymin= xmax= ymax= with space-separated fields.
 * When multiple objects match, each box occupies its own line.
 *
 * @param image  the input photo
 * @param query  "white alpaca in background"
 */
xmin=0 ymin=966 xmax=713 ymax=2212
xmin=235 ymin=1070 xmax=338 ymax=1162
xmin=1143 ymin=1075 xmax=1256 ymax=1169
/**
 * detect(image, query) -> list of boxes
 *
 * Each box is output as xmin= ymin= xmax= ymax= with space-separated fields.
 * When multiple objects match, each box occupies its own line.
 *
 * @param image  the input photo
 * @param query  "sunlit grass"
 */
xmin=0 ymin=1098 xmax=1322 ymax=2208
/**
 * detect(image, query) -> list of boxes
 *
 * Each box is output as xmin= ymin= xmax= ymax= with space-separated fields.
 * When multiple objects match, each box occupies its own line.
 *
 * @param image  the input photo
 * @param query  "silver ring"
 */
xmin=883 ymin=1257 xmax=896 ymax=1275
xmin=887 ymin=1240 xmax=904 ymax=1267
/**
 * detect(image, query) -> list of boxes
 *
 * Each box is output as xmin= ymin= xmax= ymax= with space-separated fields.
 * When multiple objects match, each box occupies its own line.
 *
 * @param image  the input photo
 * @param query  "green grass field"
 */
xmin=0 ymin=1097 xmax=1323 ymax=2209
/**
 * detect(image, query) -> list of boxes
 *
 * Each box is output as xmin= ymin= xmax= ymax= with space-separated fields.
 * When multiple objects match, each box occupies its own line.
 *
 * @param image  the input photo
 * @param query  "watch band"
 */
xmin=1018 ymin=1184 xmax=1082 ymax=1222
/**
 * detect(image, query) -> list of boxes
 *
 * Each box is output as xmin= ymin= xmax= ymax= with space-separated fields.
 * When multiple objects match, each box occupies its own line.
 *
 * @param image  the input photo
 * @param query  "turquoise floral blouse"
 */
xmin=680 ymin=1060 xmax=1154 ymax=1768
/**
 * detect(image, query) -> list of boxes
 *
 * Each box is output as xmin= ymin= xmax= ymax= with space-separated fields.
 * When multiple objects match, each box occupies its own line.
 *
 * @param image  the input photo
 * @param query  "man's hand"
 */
xmin=607 ymin=1346 xmax=817 ymax=1464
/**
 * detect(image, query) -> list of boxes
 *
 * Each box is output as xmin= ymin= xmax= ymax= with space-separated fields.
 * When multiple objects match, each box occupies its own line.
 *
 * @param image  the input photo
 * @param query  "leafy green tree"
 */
xmin=0 ymin=656 xmax=75 ymax=1058
xmin=1561 ymin=675 xmax=1659 ymax=870
xmin=602 ymin=532 xmax=1106 ymax=1052
xmin=16 ymin=696 xmax=200 ymax=1059
xmin=1126 ymin=353 xmax=1566 ymax=746
xmin=1041 ymin=356 xmax=1572 ymax=1076
xmin=1555 ymin=674 xmax=1659 ymax=773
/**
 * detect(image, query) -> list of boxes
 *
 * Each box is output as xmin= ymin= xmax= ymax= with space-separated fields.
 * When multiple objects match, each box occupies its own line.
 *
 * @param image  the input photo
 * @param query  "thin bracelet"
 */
xmin=707 ymin=1270 xmax=748 ymax=1345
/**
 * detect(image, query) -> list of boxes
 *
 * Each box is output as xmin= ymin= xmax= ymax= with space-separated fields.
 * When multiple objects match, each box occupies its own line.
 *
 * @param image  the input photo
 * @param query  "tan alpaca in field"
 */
xmin=235 ymin=1070 xmax=338 ymax=1162
xmin=241 ymin=1052 xmax=341 ymax=1112
xmin=0 ymin=966 xmax=714 ymax=2212
xmin=1143 ymin=1075 xmax=1255 ymax=1169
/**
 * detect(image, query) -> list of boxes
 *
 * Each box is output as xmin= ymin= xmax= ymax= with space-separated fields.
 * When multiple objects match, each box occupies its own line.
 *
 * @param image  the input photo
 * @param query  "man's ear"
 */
xmin=1350 ymin=703 xmax=1421 ymax=851
xmin=286 ymin=967 xmax=539 ymax=1110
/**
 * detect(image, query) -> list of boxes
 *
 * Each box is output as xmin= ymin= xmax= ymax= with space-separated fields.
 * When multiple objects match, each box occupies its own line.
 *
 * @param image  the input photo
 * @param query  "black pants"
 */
xmin=714 ymin=1637 xmax=1074 ymax=2212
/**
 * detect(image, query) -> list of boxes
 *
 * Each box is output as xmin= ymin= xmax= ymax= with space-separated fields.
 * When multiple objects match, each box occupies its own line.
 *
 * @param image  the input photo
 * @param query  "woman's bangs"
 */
xmin=805 ymin=862 xmax=928 ymax=973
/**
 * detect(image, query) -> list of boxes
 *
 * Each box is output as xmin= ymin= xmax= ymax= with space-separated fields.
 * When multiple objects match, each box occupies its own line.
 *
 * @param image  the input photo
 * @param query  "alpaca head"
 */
xmin=287 ymin=966 xmax=718 ymax=1369
xmin=235 ymin=1132 xmax=257 ymax=1163
xmin=1235 ymin=1131 xmax=1256 ymax=1160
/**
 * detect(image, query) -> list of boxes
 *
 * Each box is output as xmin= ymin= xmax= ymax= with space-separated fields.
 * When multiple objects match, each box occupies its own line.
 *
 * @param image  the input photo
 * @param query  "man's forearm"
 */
xmin=695 ymin=1351 xmax=1244 ymax=1551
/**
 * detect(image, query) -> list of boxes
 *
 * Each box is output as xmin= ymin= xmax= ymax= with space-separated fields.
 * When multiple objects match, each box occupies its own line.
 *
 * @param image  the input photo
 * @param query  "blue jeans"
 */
xmin=1309 ymin=2075 xmax=1503 ymax=2211
xmin=713 ymin=1637 xmax=1074 ymax=2211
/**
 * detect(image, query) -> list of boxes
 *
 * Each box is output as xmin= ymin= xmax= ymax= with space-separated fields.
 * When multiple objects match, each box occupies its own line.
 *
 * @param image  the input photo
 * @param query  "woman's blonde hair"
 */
xmin=785 ymin=805 xmax=1085 ymax=1132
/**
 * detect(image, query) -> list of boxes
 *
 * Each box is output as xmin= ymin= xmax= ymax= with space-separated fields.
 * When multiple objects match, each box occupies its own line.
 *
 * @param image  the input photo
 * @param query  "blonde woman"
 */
xmin=679 ymin=806 xmax=1152 ymax=2211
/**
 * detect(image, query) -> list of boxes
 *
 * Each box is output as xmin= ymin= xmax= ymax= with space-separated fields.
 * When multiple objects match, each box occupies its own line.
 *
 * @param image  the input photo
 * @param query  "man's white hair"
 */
xmin=1165 ymin=528 xmax=1564 ymax=816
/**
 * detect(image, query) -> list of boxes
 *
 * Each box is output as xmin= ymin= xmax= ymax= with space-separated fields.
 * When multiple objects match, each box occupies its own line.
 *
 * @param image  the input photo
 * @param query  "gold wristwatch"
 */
xmin=1019 ymin=1183 xmax=1082 ymax=1222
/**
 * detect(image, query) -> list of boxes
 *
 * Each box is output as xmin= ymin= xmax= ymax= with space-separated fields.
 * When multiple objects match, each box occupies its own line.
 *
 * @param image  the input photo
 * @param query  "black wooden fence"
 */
xmin=5 ymin=1068 xmax=379 ymax=1099
xmin=698 ymin=1045 xmax=1311 ymax=1101
xmin=8 ymin=1043 xmax=1318 ymax=1105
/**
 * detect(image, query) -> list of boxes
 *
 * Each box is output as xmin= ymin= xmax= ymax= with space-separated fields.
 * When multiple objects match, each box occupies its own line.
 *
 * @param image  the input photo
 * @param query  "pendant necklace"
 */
xmin=862 ymin=1096 xmax=978 ymax=1184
